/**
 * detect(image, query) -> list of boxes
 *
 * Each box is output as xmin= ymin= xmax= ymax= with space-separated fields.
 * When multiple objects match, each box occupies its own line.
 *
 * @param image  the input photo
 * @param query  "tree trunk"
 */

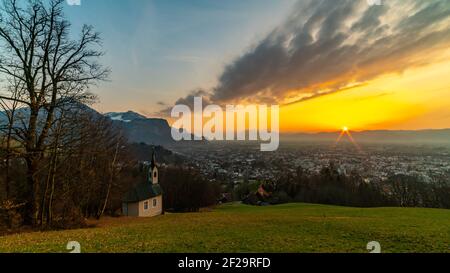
xmin=41 ymin=163 xmax=53 ymax=227
xmin=25 ymin=158 xmax=41 ymax=226
xmin=24 ymin=107 xmax=41 ymax=226
xmin=47 ymin=164 xmax=56 ymax=226
xmin=97 ymin=139 xmax=120 ymax=219
xmin=4 ymin=121 xmax=13 ymax=200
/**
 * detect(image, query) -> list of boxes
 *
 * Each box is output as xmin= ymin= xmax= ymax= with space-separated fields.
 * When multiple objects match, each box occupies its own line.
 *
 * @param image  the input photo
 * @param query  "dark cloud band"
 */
xmin=164 ymin=0 xmax=450 ymax=115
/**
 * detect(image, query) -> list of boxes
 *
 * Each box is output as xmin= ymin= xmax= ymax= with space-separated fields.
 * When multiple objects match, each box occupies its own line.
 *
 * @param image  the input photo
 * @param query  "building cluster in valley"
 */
xmin=175 ymin=142 xmax=450 ymax=187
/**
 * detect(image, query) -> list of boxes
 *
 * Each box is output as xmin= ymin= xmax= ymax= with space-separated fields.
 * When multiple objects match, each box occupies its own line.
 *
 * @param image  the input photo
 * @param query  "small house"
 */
xmin=122 ymin=152 xmax=163 ymax=217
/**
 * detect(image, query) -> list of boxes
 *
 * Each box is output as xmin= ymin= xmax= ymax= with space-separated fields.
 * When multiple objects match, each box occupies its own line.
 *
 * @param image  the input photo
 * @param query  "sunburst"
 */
xmin=335 ymin=126 xmax=362 ymax=152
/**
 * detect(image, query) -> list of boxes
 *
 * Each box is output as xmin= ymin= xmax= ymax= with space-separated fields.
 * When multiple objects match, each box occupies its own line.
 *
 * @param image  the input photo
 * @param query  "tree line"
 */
xmin=0 ymin=0 xmax=222 ymax=231
xmin=159 ymin=166 xmax=221 ymax=212
xmin=239 ymin=163 xmax=450 ymax=209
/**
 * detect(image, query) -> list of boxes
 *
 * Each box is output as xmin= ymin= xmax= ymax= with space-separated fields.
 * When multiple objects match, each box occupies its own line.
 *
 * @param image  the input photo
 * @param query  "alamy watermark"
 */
xmin=171 ymin=97 xmax=280 ymax=152
xmin=66 ymin=241 xmax=81 ymax=253
xmin=367 ymin=241 xmax=381 ymax=253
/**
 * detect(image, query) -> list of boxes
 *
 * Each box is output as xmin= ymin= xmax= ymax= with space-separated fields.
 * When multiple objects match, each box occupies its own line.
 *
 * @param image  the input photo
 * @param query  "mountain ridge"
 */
xmin=3 ymin=107 xmax=450 ymax=145
xmin=282 ymin=129 xmax=450 ymax=144
xmin=104 ymin=111 xmax=174 ymax=146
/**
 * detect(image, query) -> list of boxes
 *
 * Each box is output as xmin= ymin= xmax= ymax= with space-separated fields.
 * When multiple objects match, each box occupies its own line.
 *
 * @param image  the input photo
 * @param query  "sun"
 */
xmin=335 ymin=126 xmax=362 ymax=153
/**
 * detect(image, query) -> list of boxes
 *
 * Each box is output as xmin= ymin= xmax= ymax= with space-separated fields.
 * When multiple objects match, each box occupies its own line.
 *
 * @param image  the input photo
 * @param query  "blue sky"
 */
xmin=64 ymin=0 xmax=296 ymax=115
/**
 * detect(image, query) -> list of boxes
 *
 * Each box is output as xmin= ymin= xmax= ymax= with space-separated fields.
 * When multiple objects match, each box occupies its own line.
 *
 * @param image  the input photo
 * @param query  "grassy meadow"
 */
xmin=0 ymin=203 xmax=449 ymax=253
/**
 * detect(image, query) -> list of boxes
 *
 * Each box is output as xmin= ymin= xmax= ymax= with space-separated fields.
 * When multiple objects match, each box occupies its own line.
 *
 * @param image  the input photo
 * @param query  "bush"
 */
xmin=50 ymin=207 xmax=86 ymax=230
xmin=269 ymin=191 xmax=291 ymax=205
xmin=159 ymin=166 xmax=221 ymax=212
xmin=0 ymin=200 xmax=25 ymax=230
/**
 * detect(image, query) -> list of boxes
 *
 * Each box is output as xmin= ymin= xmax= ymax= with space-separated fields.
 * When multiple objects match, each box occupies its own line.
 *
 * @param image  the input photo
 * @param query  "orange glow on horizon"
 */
xmin=279 ymin=57 xmax=450 ymax=133
xmin=162 ymin=53 xmax=450 ymax=134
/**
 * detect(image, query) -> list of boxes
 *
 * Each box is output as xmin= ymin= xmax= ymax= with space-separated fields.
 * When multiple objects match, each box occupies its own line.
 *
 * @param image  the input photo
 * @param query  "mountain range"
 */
xmin=2 ymin=105 xmax=450 ymax=146
xmin=107 ymin=111 xmax=450 ymax=145
xmin=282 ymin=129 xmax=450 ymax=144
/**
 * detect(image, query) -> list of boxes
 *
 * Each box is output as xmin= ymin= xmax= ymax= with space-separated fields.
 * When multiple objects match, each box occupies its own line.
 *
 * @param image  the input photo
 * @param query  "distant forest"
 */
xmin=238 ymin=163 xmax=450 ymax=209
xmin=1 ymin=0 xmax=449 ymax=235
xmin=0 ymin=0 xmax=219 ymax=232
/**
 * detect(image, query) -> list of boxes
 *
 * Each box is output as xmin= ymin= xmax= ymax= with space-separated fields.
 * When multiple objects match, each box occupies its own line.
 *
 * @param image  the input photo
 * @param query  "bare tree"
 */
xmin=0 ymin=0 xmax=108 ymax=226
xmin=0 ymin=77 xmax=26 ymax=199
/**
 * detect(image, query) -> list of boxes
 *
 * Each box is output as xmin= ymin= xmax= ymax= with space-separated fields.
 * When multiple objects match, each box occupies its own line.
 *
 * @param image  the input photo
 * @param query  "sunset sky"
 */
xmin=65 ymin=0 xmax=450 ymax=132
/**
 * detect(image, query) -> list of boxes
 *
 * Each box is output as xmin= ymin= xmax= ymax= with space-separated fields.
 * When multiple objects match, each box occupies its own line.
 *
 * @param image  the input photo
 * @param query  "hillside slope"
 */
xmin=0 ymin=203 xmax=448 ymax=253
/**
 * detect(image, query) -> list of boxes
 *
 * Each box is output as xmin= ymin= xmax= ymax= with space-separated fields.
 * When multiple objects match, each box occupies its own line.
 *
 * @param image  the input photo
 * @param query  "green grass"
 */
xmin=0 ymin=203 xmax=449 ymax=253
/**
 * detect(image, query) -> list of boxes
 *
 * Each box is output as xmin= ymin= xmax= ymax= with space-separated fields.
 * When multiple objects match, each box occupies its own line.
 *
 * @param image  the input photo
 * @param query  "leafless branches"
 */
xmin=0 ymin=0 xmax=109 ymax=227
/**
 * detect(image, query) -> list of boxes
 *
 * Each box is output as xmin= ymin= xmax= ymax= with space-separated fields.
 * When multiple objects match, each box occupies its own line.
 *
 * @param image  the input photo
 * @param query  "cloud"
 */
xmin=283 ymin=83 xmax=369 ymax=105
xmin=209 ymin=0 xmax=450 ymax=104
xmin=156 ymin=89 xmax=212 ymax=117
xmin=158 ymin=0 xmax=450 ymax=118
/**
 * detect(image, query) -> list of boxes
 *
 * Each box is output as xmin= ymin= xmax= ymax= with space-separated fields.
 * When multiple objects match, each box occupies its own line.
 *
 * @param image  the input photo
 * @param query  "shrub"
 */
xmin=0 ymin=200 xmax=25 ymax=230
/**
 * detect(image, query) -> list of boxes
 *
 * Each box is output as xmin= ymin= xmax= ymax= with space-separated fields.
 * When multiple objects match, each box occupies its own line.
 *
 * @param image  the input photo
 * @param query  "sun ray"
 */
xmin=334 ymin=126 xmax=363 ymax=153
